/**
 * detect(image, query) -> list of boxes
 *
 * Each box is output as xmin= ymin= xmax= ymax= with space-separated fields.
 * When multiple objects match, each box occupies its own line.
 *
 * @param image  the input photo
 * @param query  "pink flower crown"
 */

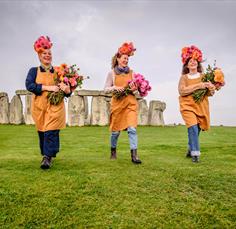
xmin=118 ymin=42 xmax=136 ymax=56
xmin=181 ymin=45 xmax=203 ymax=64
xmin=34 ymin=36 xmax=53 ymax=53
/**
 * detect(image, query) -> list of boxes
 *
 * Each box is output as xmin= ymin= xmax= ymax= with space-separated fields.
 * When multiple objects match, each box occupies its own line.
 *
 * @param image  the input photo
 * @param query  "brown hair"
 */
xmin=182 ymin=58 xmax=203 ymax=75
xmin=111 ymin=52 xmax=122 ymax=69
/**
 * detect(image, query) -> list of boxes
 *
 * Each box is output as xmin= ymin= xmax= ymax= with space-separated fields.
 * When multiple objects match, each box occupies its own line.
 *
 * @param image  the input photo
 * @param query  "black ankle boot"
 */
xmin=192 ymin=156 xmax=200 ymax=163
xmin=186 ymin=149 xmax=191 ymax=158
xmin=40 ymin=155 xmax=52 ymax=169
xmin=131 ymin=149 xmax=142 ymax=164
xmin=110 ymin=147 xmax=117 ymax=159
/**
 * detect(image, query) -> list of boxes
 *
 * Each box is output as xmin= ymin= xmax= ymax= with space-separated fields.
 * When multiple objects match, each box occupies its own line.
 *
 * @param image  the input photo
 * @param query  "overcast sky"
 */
xmin=1 ymin=0 xmax=236 ymax=126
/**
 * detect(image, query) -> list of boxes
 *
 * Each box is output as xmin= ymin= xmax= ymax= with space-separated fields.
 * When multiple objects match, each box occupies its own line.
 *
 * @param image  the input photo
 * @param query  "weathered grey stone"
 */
xmin=0 ymin=92 xmax=9 ymax=124
xmin=15 ymin=90 xmax=32 ymax=95
xmin=83 ymin=96 xmax=90 ymax=125
xmin=90 ymin=96 xmax=110 ymax=126
xmin=77 ymin=89 xmax=142 ymax=99
xmin=138 ymin=99 xmax=149 ymax=125
xmin=68 ymin=95 xmax=86 ymax=126
xmin=9 ymin=95 xmax=24 ymax=124
xmin=24 ymin=95 xmax=34 ymax=125
xmin=0 ymin=92 xmax=8 ymax=97
xmin=104 ymin=97 xmax=111 ymax=102
xmin=77 ymin=90 xmax=105 ymax=96
xmin=103 ymin=93 xmax=113 ymax=98
xmin=148 ymin=100 xmax=166 ymax=126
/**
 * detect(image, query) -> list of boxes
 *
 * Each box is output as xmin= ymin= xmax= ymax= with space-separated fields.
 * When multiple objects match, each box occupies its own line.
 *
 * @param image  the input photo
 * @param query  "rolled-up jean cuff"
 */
xmin=191 ymin=151 xmax=200 ymax=156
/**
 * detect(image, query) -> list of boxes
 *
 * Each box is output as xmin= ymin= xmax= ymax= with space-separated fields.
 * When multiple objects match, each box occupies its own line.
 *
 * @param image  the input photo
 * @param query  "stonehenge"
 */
xmin=0 ymin=90 xmax=166 ymax=126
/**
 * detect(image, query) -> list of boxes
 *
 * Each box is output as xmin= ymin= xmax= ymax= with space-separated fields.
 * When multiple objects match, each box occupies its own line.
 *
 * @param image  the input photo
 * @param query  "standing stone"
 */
xmin=138 ymin=99 xmax=149 ymax=125
xmin=83 ymin=96 xmax=90 ymax=125
xmin=0 ymin=92 xmax=9 ymax=124
xmin=9 ymin=95 xmax=24 ymax=124
xmin=68 ymin=95 xmax=86 ymax=126
xmin=148 ymin=100 xmax=166 ymax=126
xmin=24 ymin=94 xmax=35 ymax=125
xmin=90 ymin=96 xmax=110 ymax=126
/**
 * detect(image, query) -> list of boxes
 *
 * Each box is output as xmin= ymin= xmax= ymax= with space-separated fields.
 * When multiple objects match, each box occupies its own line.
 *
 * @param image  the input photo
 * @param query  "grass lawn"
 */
xmin=0 ymin=125 xmax=236 ymax=228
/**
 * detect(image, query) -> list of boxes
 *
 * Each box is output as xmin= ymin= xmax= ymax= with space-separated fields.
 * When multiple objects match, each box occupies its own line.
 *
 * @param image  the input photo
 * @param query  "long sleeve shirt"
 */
xmin=103 ymin=70 xmax=140 ymax=97
xmin=25 ymin=66 xmax=44 ymax=95
xmin=25 ymin=66 xmax=71 ymax=97
xmin=104 ymin=71 xmax=116 ymax=93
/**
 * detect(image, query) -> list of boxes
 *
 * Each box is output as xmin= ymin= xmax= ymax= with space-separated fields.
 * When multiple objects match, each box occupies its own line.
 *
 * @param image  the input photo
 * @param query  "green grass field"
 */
xmin=0 ymin=125 xmax=236 ymax=228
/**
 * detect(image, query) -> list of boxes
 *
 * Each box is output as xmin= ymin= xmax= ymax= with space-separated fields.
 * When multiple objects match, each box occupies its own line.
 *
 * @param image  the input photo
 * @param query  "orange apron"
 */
xmin=31 ymin=67 xmax=66 ymax=131
xmin=110 ymin=70 xmax=138 ymax=131
xmin=179 ymin=76 xmax=210 ymax=130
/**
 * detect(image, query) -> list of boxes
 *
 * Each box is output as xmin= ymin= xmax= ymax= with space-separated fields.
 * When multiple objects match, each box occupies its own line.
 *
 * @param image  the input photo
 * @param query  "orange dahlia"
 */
xmin=214 ymin=69 xmax=224 ymax=83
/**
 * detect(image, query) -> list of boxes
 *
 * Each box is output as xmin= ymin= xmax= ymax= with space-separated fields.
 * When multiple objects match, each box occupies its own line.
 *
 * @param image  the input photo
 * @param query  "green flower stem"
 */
xmin=192 ymin=88 xmax=208 ymax=103
xmin=47 ymin=90 xmax=65 ymax=105
xmin=113 ymin=87 xmax=133 ymax=99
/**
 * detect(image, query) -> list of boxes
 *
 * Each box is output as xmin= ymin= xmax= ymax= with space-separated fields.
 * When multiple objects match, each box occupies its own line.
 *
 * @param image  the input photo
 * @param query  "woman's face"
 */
xmin=117 ymin=54 xmax=129 ymax=68
xmin=187 ymin=58 xmax=198 ymax=71
xmin=38 ymin=49 xmax=52 ymax=66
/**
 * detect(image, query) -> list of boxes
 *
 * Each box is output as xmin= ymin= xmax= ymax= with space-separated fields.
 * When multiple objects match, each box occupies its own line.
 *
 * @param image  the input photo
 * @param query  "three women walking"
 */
xmin=26 ymin=36 xmax=223 ymax=168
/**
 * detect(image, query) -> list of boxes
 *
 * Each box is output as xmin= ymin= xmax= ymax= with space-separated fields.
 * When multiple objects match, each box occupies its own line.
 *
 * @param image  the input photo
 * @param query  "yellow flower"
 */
xmin=60 ymin=75 xmax=64 ymax=82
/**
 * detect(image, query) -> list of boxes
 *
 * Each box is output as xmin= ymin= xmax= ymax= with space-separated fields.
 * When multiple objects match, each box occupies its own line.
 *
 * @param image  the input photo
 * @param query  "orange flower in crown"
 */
xmin=60 ymin=63 xmax=67 ymax=69
xmin=34 ymin=36 xmax=53 ymax=53
xmin=181 ymin=45 xmax=203 ymax=64
xmin=118 ymin=42 xmax=136 ymax=56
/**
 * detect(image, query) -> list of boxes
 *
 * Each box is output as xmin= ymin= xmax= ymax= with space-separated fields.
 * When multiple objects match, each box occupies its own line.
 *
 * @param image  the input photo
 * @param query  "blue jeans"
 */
xmin=188 ymin=124 xmax=201 ymax=156
xmin=111 ymin=127 xmax=137 ymax=150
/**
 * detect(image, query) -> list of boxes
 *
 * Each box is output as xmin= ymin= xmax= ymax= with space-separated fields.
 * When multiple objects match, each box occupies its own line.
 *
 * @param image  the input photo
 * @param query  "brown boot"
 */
xmin=110 ymin=147 xmax=117 ymax=160
xmin=131 ymin=149 xmax=142 ymax=164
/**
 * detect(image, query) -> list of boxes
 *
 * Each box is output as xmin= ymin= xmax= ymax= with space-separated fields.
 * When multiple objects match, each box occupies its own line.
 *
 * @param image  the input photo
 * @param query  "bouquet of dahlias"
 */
xmin=114 ymin=73 xmax=151 ymax=99
xmin=192 ymin=61 xmax=225 ymax=103
xmin=48 ymin=64 xmax=88 ymax=105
